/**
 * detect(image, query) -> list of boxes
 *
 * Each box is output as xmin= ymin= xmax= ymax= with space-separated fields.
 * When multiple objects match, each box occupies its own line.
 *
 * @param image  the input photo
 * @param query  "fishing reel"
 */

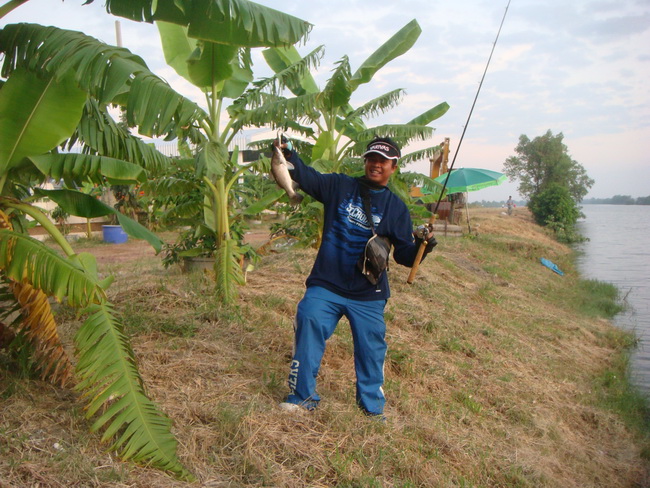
xmin=414 ymin=224 xmax=433 ymax=240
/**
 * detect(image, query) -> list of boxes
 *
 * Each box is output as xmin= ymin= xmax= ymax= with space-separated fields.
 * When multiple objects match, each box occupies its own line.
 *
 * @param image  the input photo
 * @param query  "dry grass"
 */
xmin=1 ymin=208 xmax=648 ymax=487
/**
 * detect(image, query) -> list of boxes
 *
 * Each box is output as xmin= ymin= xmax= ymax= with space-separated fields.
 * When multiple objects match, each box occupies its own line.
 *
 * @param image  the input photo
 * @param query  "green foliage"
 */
xmin=236 ymin=21 xmax=449 ymax=245
xmin=528 ymin=183 xmax=583 ymax=242
xmin=0 ymin=230 xmax=106 ymax=307
xmin=583 ymin=195 xmax=650 ymax=205
xmin=102 ymin=0 xmax=312 ymax=48
xmin=50 ymin=205 xmax=71 ymax=235
xmin=0 ymin=23 xmax=204 ymax=139
xmin=75 ymin=303 xmax=194 ymax=480
xmin=509 ymin=130 xmax=595 ymax=241
xmin=161 ymin=226 xmax=219 ymax=266
xmin=111 ymin=185 xmax=144 ymax=221
xmin=503 ymin=130 xmax=594 ymax=202
xmin=0 ymin=0 xmax=313 ymax=478
xmin=0 ymin=68 xmax=87 ymax=175
xmin=0 ymin=228 xmax=193 ymax=478
xmin=575 ymin=279 xmax=624 ymax=319
xmin=637 ymin=195 xmax=650 ymax=205
xmin=592 ymin=341 xmax=650 ymax=435
xmin=152 ymin=5 xmax=313 ymax=304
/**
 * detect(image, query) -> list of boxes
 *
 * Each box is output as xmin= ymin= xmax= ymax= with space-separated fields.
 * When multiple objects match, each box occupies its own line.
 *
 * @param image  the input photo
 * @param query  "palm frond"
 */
xmin=74 ymin=302 xmax=193 ymax=480
xmin=0 ymin=67 xmax=87 ymax=174
xmin=9 ymin=281 xmax=75 ymax=386
xmin=0 ymin=23 xmax=204 ymax=138
xmin=1 ymin=208 xmax=75 ymax=387
xmin=0 ymin=230 xmax=106 ymax=307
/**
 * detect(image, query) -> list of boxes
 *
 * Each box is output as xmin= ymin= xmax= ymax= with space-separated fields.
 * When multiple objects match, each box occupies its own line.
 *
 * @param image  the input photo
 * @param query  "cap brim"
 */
xmin=362 ymin=149 xmax=399 ymax=160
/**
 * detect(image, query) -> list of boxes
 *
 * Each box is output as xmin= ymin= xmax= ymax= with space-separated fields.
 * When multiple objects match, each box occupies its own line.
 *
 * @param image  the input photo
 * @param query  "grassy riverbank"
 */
xmin=1 ymin=208 xmax=649 ymax=487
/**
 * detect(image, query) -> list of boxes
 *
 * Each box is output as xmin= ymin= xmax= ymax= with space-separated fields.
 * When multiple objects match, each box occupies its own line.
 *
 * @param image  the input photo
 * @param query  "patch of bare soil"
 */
xmin=67 ymin=228 xmax=272 ymax=267
xmin=74 ymin=239 xmax=159 ymax=265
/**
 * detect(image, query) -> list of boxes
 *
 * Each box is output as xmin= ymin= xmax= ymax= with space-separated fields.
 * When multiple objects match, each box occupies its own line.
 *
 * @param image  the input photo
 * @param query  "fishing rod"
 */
xmin=407 ymin=0 xmax=511 ymax=284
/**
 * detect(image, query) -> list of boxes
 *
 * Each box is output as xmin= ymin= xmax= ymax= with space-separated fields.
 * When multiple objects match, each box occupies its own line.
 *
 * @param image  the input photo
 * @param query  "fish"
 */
xmin=270 ymin=136 xmax=303 ymax=206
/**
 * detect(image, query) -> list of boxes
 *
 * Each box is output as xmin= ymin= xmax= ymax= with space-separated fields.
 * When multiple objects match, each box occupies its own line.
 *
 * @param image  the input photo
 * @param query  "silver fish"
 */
xmin=271 ymin=138 xmax=303 ymax=206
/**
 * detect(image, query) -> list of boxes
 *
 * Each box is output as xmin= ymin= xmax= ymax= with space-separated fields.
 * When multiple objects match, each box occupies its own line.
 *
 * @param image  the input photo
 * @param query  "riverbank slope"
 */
xmin=1 ymin=208 xmax=648 ymax=486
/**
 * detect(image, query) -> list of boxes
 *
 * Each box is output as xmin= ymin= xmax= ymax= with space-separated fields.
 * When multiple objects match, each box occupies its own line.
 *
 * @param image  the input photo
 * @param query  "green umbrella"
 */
xmin=431 ymin=167 xmax=507 ymax=194
xmin=422 ymin=168 xmax=508 ymax=233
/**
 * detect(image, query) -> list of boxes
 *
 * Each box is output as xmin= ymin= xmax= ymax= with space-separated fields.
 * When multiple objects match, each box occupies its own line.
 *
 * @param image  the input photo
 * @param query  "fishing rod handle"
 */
xmin=407 ymin=214 xmax=437 ymax=284
xmin=407 ymin=241 xmax=428 ymax=284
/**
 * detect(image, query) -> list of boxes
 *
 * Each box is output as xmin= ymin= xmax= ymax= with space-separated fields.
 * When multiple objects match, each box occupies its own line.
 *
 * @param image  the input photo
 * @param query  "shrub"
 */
xmin=528 ymin=184 xmax=585 ymax=243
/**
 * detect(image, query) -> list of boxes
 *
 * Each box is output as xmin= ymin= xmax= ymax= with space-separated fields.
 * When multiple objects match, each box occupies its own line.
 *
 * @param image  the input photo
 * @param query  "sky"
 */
xmin=3 ymin=0 xmax=649 ymax=202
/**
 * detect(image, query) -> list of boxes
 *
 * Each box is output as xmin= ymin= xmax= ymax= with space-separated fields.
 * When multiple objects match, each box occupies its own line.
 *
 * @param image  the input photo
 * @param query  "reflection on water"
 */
xmin=576 ymin=205 xmax=650 ymax=396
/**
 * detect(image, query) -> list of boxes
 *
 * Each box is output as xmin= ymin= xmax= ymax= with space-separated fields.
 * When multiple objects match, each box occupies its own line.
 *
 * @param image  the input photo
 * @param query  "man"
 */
xmin=277 ymin=136 xmax=436 ymax=418
xmin=506 ymin=196 xmax=514 ymax=215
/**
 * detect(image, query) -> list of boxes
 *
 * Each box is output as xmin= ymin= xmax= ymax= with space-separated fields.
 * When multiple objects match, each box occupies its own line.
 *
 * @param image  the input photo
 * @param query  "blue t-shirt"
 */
xmin=287 ymin=151 xmax=420 ymax=301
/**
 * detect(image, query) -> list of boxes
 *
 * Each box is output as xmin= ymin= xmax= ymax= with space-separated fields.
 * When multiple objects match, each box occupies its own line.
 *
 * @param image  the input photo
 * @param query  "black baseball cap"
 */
xmin=362 ymin=137 xmax=401 ymax=160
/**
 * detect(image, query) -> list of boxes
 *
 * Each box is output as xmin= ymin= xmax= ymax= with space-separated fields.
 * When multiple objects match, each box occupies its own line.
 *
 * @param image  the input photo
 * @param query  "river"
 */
xmin=576 ymin=204 xmax=650 ymax=397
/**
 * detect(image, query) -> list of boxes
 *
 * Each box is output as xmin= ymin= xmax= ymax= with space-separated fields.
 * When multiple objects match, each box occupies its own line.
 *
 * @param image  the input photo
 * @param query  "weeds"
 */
xmin=577 ymin=278 xmax=625 ymax=318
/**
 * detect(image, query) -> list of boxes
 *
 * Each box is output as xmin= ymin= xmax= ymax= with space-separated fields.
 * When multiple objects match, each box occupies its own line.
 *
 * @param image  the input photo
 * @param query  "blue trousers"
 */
xmin=285 ymin=286 xmax=387 ymax=415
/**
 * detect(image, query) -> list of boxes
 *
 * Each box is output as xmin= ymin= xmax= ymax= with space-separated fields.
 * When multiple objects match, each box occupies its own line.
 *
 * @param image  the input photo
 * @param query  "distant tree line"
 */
xmin=582 ymin=195 xmax=650 ymax=205
xmin=471 ymin=200 xmax=526 ymax=208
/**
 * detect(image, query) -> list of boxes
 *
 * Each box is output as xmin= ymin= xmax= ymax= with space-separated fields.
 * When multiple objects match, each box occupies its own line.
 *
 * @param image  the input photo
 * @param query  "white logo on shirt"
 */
xmin=346 ymin=202 xmax=379 ymax=230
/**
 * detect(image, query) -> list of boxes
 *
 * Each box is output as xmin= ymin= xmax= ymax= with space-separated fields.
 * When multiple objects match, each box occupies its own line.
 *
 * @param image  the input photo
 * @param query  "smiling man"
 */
xmin=276 ymin=136 xmax=436 ymax=419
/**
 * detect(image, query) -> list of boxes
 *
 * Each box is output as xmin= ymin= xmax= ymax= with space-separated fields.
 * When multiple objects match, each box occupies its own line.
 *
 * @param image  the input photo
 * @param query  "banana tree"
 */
xmin=0 ymin=0 xmax=312 ymax=479
xmin=228 ymin=19 xmax=449 ymax=246
xmin=154 ymin=14 xmax=320 ymax=304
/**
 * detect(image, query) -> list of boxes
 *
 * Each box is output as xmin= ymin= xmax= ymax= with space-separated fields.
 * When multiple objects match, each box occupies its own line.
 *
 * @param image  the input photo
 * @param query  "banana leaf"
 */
xmin=102 ymin=0 xmax=312 ymax=47
xmin=242 ymin=187 xmax=285 ymax=216
xmin=407 ymin=102 xmax=451 ymax=126
xmin=0 ymin=68 xmax=86 ymax=174
xmin=262 ymin=46 xmax=320 ymax=96
xmin=319 ymin=57 xmax=352 ymax=110
xmin=75 ymin=302 xmax=193 ymax=480
xmin=33 ymin=189 xmax=163 ymax=253
xmin=0 ymin=230 xmax=106 ymax=307
xmin=349 ymin=19 xmax=422 ymax=90
xmin=29 ymin=153 xmax=146 ymax=187
xmin=64 ymin=99 xmax=178 ymax=174
xmin=0 ymin=23 xmax=204 ymax=138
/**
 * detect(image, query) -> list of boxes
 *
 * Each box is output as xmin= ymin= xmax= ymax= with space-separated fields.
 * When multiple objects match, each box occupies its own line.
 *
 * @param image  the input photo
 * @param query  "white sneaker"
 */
xmin=279 ymin=402 xmax=304 ymax=412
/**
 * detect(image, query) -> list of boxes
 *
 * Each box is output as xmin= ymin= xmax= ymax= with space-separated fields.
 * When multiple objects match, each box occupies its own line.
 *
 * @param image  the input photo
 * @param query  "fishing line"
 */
xmin=432 ymin=0 xmax=511 ymax=215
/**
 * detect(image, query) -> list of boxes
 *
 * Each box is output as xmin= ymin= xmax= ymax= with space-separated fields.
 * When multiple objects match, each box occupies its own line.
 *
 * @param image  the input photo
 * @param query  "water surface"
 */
xmin=577 ymin=205 xmax=650 ymax=396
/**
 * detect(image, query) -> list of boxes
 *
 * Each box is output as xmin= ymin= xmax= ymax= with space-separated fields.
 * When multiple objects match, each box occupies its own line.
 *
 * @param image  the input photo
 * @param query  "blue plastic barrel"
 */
xmin=102 ymin=225 xmax=128 ymax=244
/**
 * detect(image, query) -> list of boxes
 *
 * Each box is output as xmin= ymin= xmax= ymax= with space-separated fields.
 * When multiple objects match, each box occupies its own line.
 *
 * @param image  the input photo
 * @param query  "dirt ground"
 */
xmin=68 ymin=229 xmax=273 ymax=265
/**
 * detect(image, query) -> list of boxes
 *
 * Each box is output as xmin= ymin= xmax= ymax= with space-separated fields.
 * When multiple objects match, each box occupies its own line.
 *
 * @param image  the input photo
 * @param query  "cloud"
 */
xmin=3 ymin=0 xmax=648 ymax=200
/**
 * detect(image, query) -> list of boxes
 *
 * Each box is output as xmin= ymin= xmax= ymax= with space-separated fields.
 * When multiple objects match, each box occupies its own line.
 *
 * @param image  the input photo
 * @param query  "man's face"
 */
xmin=364 ymin=153 xmax=396 ymax=186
